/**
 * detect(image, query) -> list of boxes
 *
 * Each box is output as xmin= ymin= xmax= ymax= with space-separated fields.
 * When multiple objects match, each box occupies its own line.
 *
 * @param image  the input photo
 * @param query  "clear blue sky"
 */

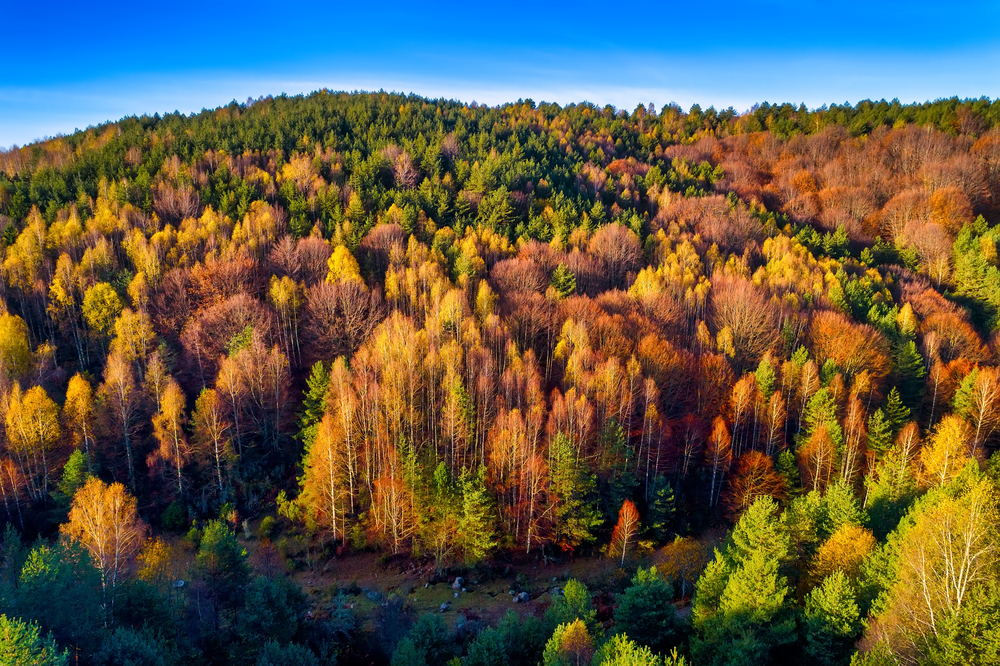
xmin=3 ymin=1 xmax=1000 ymax=148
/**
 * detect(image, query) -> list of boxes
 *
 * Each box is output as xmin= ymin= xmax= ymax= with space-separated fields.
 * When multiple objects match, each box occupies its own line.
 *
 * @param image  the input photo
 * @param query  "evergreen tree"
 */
xmin=882 ymin=388 xmax=910 ymax=434
xmin=0 ymin=614 xmax=67 ymax=666
xmin=755 ymin=357 xmax=776 ymax=399
xmin=646 ymin=475 xmax=676 ymax=543
xmin=296 ymin=361 xmax=330 ymax=445
xmin=458 ymin=466 xmax=497 ymax=564
xmin=866 ymin=409 xmax=893 ymax=459
xmin=804 ymin=571 xmax=861 ymax=666
xmin=55 ymin=449 xmax=91 ymax=506
xmin=614 ymin=567 xmax=676 ymax=653
xmin=892 ymin=341 xmax=925 ymax=410
xmin=551 ymin=263 xmax=577 ymax=298
xmin=549 ymin=433 xmax=602 ymax=552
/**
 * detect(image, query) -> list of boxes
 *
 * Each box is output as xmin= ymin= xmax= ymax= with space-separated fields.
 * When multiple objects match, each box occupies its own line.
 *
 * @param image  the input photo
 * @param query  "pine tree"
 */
xmin=804 ymin=571 xmax=861 ymax=666
xmin=459 ymin=465 xmax=497 ymax=564
xmin=646 ymin=475 xmax=676 ymax=543
xmin=883 ymin=387 xmax=910 ymax=434
xmin=755 ymin=357 xmax=776 ymax=399
xmin=613 ymin=567 xmax=676 ymax=653
xmin=551 ymin=263 xmax=577 ymax=299
xmin=296 ymin=361 xmax=330 ymax=445
xmin=893 ymin=340 xmax=926 ymax=410
xmin=866 ymin=409 xmax=893 ymax=458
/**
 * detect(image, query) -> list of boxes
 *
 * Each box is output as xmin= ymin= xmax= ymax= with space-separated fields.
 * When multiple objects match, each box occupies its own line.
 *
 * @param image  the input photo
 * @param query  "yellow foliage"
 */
xmin=326 ymin=244 xmax=362 ymax=284
xmin=920 ymin=414 xmax=974 ymax=487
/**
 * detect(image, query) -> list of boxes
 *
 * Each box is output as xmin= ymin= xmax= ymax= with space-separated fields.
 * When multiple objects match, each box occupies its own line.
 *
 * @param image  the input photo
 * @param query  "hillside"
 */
xmin=1 ymin=91 xmax=1000 ymax=665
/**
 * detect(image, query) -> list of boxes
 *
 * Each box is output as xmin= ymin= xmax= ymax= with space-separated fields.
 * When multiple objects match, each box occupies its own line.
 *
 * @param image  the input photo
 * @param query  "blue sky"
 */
xmin=3 ymin=1 xmax=1000 ymax=148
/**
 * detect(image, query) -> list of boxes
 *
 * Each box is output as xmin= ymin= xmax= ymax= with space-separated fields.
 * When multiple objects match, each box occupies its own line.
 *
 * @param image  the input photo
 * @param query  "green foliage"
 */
xmin=804 ymin=571 xmax=861 ymax=666
xmin=692 ymin=496 xmax=796 ymax=666
xmin=458 ymin=466 xmax=497 ymax=564
xmin=546 ymin=579 xmax=599 ymax=637
xmin=255 ymin=641 xmax=320 ymax=666
xmin=0 ymin=614 xmax=67 ymax=666
xmin=549 ymin=433 xmax=602 ymax=552
xmin=407 ymin=613 xmax=452 ymax=664
xmin=892 ymin=340 xmax=925 ymax=409
xmin=594 ymin=634 xmax=664 ymax=666
xmin=551 ymin=263 xmax=577 ymax=298
xmin=55 ymin=450 xmax=90 ymax=506
xmin=12 ymin=542 xmax=102 ymax=655
xmin=391 ymin=637 xmax=427 ymax=666
xmin=196 ymin=520 xmax=250 ymax=612
xmin=613 ymin=567 xmax=676 ymax=653
xmin=646 ymin=475 xmax=676 ymax=543
xmin=866 ymin=409 xmax=893 ymax=459
xmin=93 ymin=627 xmax=167 ymax=666
xmin=462 ymin=628 xmax=503 ymax=666
xmin=160 ymin=501 xmax=187 ymax=532
xmin=882 ymin=388 xmax=910 ymax=434
xmin=754 ymin=357 xmax=776 ymax=398
xmin=235 ymin=576 xmax=304 ymax=658
xmin=296 ymin=361 xmax=330 ymax=445
xmin=226 ymin=324 xmax=255 ymax=357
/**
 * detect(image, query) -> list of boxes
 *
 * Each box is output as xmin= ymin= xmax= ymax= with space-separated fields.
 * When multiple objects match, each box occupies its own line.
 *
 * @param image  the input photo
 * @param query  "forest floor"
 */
xmin=288 ymin=549 xmax=626 ymax=628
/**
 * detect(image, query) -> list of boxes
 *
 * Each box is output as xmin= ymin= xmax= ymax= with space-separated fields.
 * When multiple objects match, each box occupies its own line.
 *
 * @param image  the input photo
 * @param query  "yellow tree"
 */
xmin=151 ymin=378 xmax=189 ymax=498
xmin=0 ymin=312 xmax=31 ymax=383
xmin=4 ymin=384 xmax=60 ymax=502
xmin=809 ymin=523 xmax=877 ymax=586
xmin=63 ymin=373 xmax=96 ymax=464
xmin=298 ymin=412 xmax=351 ymax=541
xmin=61 ymin=478 xmax=147 ymax=608
xmin=920 ymin=414 xmax=973 ymax=488
xmin=192 ymin=388 xmax=234 ymax=499
xmin=326 ymin=244 xmax=362 ymax=284
xmin=99 ymin=350 xmax=140 ymax=487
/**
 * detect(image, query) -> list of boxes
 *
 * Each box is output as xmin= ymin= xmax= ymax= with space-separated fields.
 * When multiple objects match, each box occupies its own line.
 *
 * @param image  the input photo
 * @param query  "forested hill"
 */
xmin=0 ymin=91 xmax=1000 ymax=665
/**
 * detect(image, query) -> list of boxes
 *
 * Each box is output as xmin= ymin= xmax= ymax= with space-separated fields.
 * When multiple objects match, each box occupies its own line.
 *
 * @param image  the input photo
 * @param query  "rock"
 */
xmin=452 ymin=577 xmax=464 ymax=590
xmin=553 ymin=577 xmax=558 ymax=582
xmin=454 ymin=592 xmax=460 ymax=598
xmin=514 ymin=591 xmax=530 ymax=603
xmin=424 ymin=583 xmax=429 ymax=588
xmin=439 ymin=603 xmax=449 ymax=612
xmin=461 ymin=587 xmax=467 ymax=593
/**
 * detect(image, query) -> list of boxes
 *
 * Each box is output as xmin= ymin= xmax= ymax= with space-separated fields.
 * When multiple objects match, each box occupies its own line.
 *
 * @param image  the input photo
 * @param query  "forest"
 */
xmin=1 ymin=91 xmax=1000 ymax=665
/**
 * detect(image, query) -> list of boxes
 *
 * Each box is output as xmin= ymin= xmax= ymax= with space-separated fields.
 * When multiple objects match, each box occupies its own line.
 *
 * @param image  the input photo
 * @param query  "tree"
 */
xmin=609 ymin=500 xmax=640 ymax=565
xmin=551 ymin=263 xmax=577 ymax=298
xmin=150 ymin=378 xmax=189 ymax=498
xmin=0 ymin=313 xmax=31 ymax=381
xmin=459 ymin=465 xmax=497 ymax=564
xmin=705 ymin=417 xmax=732 ymax=507
xmin=547 ymin=579 xmax=599 ymax=637
xmin=804 ymin=571 xmax=861 ymax=666
xmin=548 ymin=433 xmax=602 ymax=552
xmin=61 ymin=478 xmax=147 ymax=609
xmin=810 ymin=524 xmax=877 ymax=585
xmin=542 ymin=619 xmax=594 ymax=666
xmin=614 ymin=567 xmax=676 ymax=653
xmin=55 ymin=449 xmax=90 ymax=506
xmin=326 ymin=244 xmax=362 ymax=283
xmin=82 ymin=283 xmax=123 ymax=336
xmin=196 ymin=520 xmax=250 ymax=614
xmin=920 ymin=415 xmax=973 ymax=487
xmin=93 ymin=627 xmax=167 ymax=666
xmin=594 ymin=634 xmax=665 ymax=666
xmin=724 ymin=451 xmax=786 ymax=519
xmin=99 ymin=350 xmax=140 ymax=487
xmin=4 ymin=385 xmax=61 ymax=502
xmin=192 ymin=388 xmax=234 ymax=500
xmin=0 ymin=614 xmax=67 ymax=666
xmin=873 ymin=472 xmax=999 ymax=661
xmin=63 ymin=373 xmax=96 ymax=466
